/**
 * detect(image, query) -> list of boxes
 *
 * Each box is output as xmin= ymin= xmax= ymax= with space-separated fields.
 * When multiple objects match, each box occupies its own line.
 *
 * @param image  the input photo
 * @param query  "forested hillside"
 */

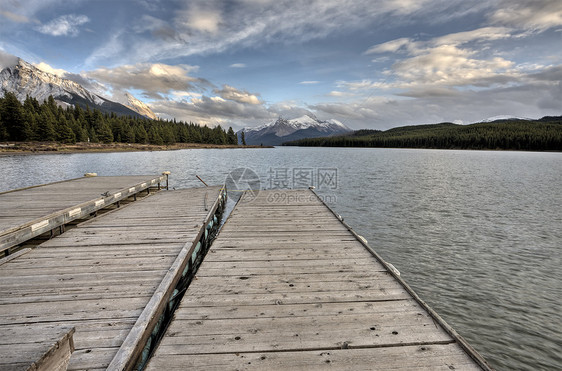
xmin=0 ymin=92 xmax=238 ymax=145
xmin=284 ymin=118 xmax=562 ymax=151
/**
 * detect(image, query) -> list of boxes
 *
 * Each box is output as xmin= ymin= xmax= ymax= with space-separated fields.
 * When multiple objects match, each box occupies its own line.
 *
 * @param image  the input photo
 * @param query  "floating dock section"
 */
xmin=147 ymin=189 xmax=492 ymax=370
xmin=0 ymin=174 xmax=168 ymax=255
xmin=0 ymin=182 xmax=225 ymax=370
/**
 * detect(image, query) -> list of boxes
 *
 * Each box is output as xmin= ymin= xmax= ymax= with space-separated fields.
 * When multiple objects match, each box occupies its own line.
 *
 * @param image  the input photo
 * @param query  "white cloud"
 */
xmin=327 ymin=90 xmax=356 ymax=98
xmin=35 ymin=14 xmax=89 ymax=37
xmin=34 ymin=62 xmax=67 ymax=77
xmin=366 ymin=27 xmax=512 ymax=56
xmin=328 ymin=91 xmax=345 ymax=97
xmin=175 ymin=4 xmax=222 ymax=34
xmin=85 ymin=0 xmax=472 ymax=65
xmin=433 ymin=27 xmax=512 ymax=46
xmin=365 ymin=37 xmax=413 ymax=54
xmin=491 ymin=0 xmax=562 ymax=31
xmin=360 ymin=26 xmax=521 ymax=93
xmin=338 ymin=79 xmax=391 ymax=91
xmin=391 ymin=44 xmax=516 ymax=87
xmin=214 ymin=85 xmax=262 ymax=105
xmin=312 ymin=77 xmax=562 ymax=129
xmin=171 ymin=91 xmax=202 ymax=99
xmin=86 ymin=63 xmax=208 ymax=99
xmin=299 ymin=81 xmax=320 ymax=85
xmin=230 ymin=63 xmax=246 ymax=68
xmin=150 ymin=94 xmax=273 ymax=127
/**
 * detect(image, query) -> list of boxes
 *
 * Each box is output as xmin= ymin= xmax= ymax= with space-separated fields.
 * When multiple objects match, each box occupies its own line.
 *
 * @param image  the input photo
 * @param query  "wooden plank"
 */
xmin=0 ymin=186 xmax=223 ymax=370
xmin=106 ymin=185 xmax=225 ymax=370
xmin=152 ymin=320 xmax=452 ymax=355
xmin=146 ymin=343 xmax=481 ymax=370
xmin=0 ymin=326 xmax=75 ymax=371
xmin=0 ymin=175 xmax=166 ymax=253
xmin=173 ymin=299 xmax=421 ymax=320
xmin=147 ymin=189 xmax=489 ymax=370
xmin=177 ymin=290 xmax=411 ymax=306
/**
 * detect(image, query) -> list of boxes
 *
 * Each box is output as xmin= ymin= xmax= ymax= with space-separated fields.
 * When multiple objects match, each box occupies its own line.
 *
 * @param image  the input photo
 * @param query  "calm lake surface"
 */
xmin=1 ymin=147 xmax=560 ymax=370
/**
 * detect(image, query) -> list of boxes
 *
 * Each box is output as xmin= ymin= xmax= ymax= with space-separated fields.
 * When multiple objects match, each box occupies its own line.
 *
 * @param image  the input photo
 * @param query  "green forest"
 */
xmin=285 ymin=118 xmax=562 ymax=151
xmin=0 ymin=92 xmax=238 ymax=145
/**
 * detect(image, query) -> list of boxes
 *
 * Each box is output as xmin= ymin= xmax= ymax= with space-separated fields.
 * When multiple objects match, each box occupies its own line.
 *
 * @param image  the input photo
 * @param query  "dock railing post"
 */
xmin=162 ymin=171 xmax=171 ymax=190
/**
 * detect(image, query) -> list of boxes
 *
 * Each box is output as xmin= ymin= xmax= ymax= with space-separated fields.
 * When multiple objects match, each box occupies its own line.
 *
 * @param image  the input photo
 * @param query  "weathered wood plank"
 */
xmin=147 ymin=343 xmax=481 ymax=370
xmin=178 ymin=290 xmax=411 ymax=306
xmin=0 ymin=175 xmax=167 ymax=253
xmin=0 ymin=186 xmax=222 ymax=370
xmin=173 ymin=299 xmax=420 ymax=320
xmin=147 ymin=189 xmax=488 ymax=370
xmin=0 ymin=326 xmax=75 ymax=371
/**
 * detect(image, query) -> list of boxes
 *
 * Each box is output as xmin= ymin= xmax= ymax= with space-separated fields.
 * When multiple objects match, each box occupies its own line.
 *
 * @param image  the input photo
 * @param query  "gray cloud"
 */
xmin=150 ymin=95 xmax=274 ymax=128
xmin=311 ymin=76 xmax=562 ymax=129
xmin=86 ymin=63 xmax=210 ymax=99
xmin=491 ymin=0 xmax=562 ymax=31
xmin=0 ymin=50 xmax=19 ymax=69
xmin=87 ymin=0 xmax=470 ymax=65
xmin=213 ymin=85 xmax=261 ymax=105
xmin=149 ymin=95 xmax=320 ymax=130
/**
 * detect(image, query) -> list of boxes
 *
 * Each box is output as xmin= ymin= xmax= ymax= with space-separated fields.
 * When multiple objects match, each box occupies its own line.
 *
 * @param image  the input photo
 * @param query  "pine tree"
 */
xmin=1 ymin=92 xmax=29 ymax=141
xmin=161 ymin=126 xmax=176 ymax=144
xmin=36 ymin=111 xmax=57 ymax=141
xmin=148 ymin=126 xmax=163 ymax=145
xmin=0 ymin=107 xmax=5 ymax=141
xmin=58 ymin=125 xmax=76 ymax=144
xmin=88 ymin=126 xmax=99 ymax=143
xmin=241 ymin=131 xmax=246 ymax=146
xmin=97 ymin=122 xmax=114 ymax=143
xmin=213 ymin=125 xmax=227 ymax=144
xmin=135 ymin=125 xmax=148 ymax=143
xmin=227 ymin=127 xmax=237 ymax=145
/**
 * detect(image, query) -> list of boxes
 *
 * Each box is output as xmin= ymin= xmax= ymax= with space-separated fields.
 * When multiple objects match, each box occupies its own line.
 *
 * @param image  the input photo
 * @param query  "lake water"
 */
xmin=1 ymin=147 xmax=561 ymax=370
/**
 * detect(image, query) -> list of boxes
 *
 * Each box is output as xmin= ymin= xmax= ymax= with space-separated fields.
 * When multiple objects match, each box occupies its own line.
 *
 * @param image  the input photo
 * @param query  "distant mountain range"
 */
xmin=284 ymin=116 xmax=562 ymax=151
xmin=238 ymin=115 xmax=352 ymax=145
xmin=0 ymin=57 xmax=157 ymax=119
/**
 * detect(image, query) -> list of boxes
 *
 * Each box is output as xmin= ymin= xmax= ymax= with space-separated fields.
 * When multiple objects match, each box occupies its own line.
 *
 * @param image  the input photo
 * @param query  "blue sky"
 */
xmin=1 ymin=0 xmax=561 ymax=129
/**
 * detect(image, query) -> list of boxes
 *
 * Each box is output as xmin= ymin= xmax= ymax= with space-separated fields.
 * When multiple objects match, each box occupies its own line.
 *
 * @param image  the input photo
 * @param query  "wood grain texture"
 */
xmin=0 ymin=175 xmax=166 ymax=253
xmin=0 ymin=186 xmax=221 ymax=370
xmin=146 ymin=189 xmax=487 ymax=370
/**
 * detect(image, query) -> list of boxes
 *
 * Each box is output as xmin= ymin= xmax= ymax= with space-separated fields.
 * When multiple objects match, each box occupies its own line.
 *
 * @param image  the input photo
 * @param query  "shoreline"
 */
xmin=0 ymin=142 xmax=270 ymax=156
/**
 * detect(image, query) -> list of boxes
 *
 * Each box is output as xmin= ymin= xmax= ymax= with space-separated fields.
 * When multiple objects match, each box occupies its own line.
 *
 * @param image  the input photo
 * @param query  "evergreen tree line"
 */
xmin=0 ymin=92 xmax=238 ymax=145
xmin=284 ymin=119 xmax=562 ymax=151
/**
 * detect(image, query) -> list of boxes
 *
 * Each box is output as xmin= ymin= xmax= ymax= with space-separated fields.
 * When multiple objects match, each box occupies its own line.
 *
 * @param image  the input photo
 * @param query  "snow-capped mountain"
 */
xmin=238 ymin=115 xmax=352 ymax=145
xmin=478 ymin=115 xmax=532 ymax=123
xmin=0 ymin=57 xmax=156 ymax=119
xmin=124 ymin=92 xmax=157 ymax=120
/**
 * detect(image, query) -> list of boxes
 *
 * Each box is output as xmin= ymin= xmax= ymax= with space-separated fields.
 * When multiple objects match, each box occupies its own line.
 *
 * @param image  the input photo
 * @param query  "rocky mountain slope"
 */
xmin=238 ymin=115 xmax=352 ymax=145
xmin=0 ymin=57 xmax=156 ymax=119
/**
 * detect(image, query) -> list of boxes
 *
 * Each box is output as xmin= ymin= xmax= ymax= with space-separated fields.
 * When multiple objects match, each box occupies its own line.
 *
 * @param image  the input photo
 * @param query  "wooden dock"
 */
xmin=0 ymin=184 xmax=225 ymax=370
xmin=146 ymin=189 xmax=491 ymax=370
xmin=0 ymin=174 xmax=168 ymax=255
